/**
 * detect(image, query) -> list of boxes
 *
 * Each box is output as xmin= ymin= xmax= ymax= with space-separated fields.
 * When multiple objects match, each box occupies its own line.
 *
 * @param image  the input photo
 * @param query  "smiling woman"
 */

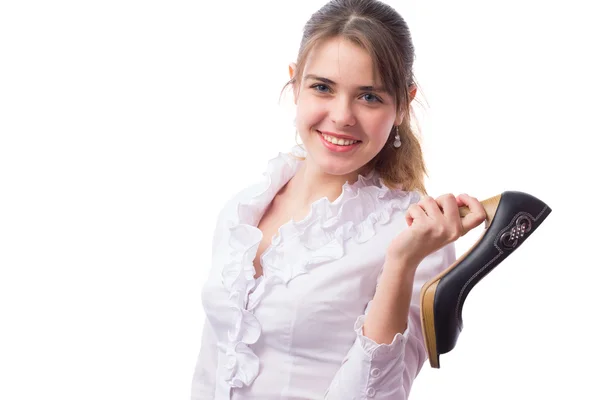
xmin=190 ymin=1 xmax=487 ymax=399
xmin=290 ymin=36 xmax=404 ymax=175
xmin=282 ymin=9 xmax=427 ymax=194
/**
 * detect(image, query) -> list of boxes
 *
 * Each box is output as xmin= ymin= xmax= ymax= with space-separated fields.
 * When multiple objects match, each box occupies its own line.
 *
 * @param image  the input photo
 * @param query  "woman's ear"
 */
xmin=394 ymin=111 xmax=405 ymax=126
xmin=289 ymin=62 xmax=298 ymax=104
xmin=394 ymin=86 xmax=417 ymax=124
xmin=409 ymin=84 xmax=417 ymax=101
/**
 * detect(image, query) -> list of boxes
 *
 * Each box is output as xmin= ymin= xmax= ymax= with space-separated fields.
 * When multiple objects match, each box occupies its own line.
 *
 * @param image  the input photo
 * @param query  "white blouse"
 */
xmin=191 ymin=145 xmax=456 ymax=400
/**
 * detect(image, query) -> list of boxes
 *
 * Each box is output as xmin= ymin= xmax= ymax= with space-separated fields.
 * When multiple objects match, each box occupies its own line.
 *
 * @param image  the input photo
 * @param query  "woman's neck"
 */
xmin=279 ymin=159 xmax=369 ymax=212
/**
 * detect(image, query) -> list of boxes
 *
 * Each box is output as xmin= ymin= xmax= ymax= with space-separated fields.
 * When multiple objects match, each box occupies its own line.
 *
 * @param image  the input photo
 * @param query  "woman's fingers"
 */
xmin=408 ymin=193 xmax=486 ymax=236
xmin=456 ymin=194 xmax=487 ymax=232
xmin=405 ymin=202 xmax=427 ymax=226
xmin=436 ymin=193 xmax=459 ymax=218
xmin=436 ymin=194 xmax=462 ymax=238
xmin=418 ymin=195 xmax=443 ymax=219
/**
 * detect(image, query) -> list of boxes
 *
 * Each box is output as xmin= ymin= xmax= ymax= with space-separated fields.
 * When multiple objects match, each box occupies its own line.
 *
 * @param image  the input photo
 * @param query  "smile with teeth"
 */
xmin=319 ymin=131 xmax=360 ymax=146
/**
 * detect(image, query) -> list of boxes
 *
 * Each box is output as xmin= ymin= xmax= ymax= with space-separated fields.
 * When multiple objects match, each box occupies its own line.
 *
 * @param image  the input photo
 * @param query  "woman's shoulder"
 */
xmin=357 ymin=173 xmax=421 ymax=214
xmin=213 ymin=183 xmax=261 ymax=226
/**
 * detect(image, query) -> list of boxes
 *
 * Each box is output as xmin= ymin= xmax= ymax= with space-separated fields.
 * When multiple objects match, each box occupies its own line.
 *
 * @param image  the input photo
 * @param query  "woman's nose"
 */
xmin=329 ymin=96 xmax=356 ymax=127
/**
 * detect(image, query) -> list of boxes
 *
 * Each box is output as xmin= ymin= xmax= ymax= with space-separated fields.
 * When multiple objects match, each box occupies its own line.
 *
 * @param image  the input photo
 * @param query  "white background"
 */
xmin=1 ymin=0 xmax=599 ymax=399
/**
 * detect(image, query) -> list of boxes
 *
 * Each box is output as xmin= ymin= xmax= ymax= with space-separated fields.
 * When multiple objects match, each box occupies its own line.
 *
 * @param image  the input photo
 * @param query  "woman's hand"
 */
xmin=387 ymin=193 xmax=486 ymax=269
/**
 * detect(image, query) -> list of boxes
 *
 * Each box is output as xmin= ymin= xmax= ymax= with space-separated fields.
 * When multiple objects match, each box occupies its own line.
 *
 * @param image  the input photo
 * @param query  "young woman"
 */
xmin=192 ymin=0 xmax=486 ymax=398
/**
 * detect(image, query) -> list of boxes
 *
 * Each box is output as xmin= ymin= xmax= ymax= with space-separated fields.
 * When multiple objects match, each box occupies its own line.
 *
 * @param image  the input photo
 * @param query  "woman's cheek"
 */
xmin=297 ymin=99 xmax=328 ymax=128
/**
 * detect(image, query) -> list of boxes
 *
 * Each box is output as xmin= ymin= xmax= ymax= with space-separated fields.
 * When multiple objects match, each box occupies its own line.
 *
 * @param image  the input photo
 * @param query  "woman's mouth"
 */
xmin=317 ymin=130 xmax=362 ymax=153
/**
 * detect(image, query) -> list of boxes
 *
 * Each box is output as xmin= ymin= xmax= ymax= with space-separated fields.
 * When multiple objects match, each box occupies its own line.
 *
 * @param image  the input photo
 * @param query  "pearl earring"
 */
xmin=393 ymin=126 xmax=402 ymax=148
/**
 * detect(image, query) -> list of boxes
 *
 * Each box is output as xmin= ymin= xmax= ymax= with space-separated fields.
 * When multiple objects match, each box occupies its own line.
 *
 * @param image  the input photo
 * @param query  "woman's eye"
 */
xmin=362 ymin=93 xmax=382 ymax=103
xmin=311 ymin=84 xmax=330 ymax=93
xmin=311 ymin=84 xmax=383 ymax=103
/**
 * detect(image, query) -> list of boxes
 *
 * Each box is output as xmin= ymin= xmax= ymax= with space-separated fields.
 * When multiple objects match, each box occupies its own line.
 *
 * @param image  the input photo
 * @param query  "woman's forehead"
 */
xmin=302 ymin=37 xmax=382 ymax=87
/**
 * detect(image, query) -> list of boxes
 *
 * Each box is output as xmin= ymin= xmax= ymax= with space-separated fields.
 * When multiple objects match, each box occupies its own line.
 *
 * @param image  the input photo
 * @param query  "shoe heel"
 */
xmin=420 ymin=191 xmax=552 ymax=368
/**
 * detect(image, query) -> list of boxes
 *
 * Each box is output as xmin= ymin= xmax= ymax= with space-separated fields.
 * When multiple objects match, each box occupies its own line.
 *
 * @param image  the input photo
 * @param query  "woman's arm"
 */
xmin=324 ymin=243 xmax=456 ymax=399
xmin=362 ymin=252 xmax=419 ymax=345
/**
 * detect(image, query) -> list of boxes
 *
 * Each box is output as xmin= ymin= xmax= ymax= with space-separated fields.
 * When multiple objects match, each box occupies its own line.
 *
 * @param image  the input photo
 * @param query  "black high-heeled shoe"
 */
xmin=420 ymin=191 xmax=552 ymax=368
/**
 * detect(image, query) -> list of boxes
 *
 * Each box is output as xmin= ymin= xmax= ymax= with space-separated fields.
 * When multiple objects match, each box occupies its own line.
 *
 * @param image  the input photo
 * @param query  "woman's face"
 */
xmin=292 ymin=36 xmax=403 ymax=177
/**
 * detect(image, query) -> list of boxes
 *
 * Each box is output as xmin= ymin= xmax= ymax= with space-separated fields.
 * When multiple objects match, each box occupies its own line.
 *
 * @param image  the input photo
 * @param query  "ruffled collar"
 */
xmin=218 ymin=145 xmax=416 ymax=390
xmin=235 ymin=144 xmax=386 ymax=223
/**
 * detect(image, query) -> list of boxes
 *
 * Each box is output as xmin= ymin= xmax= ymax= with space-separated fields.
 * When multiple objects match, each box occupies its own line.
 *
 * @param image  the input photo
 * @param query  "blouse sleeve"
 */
xmin=191 ymin=194 xmax=237 ymax=399
xmin=190 ymin=318 xmax=219 ymax=400
xmin=324 ymin=242 xmax=457 ymax=399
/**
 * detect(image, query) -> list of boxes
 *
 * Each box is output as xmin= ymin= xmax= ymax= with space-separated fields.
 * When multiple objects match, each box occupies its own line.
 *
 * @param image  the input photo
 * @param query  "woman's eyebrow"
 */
xmin=304 ymin=74 xmax=386 ymax=92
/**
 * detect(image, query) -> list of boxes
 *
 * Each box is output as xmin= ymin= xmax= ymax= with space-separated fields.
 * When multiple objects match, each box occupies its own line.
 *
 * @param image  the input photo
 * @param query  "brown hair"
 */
xmin=282 ymin=0 xmax=429 ymax=195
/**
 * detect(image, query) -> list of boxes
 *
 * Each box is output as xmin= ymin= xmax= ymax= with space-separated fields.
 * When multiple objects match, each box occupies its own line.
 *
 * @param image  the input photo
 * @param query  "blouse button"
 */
xmin=366 ymin=387 xmax=376 ymax=397
xmin=370 ymin=368 xmax=381 ymax=377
